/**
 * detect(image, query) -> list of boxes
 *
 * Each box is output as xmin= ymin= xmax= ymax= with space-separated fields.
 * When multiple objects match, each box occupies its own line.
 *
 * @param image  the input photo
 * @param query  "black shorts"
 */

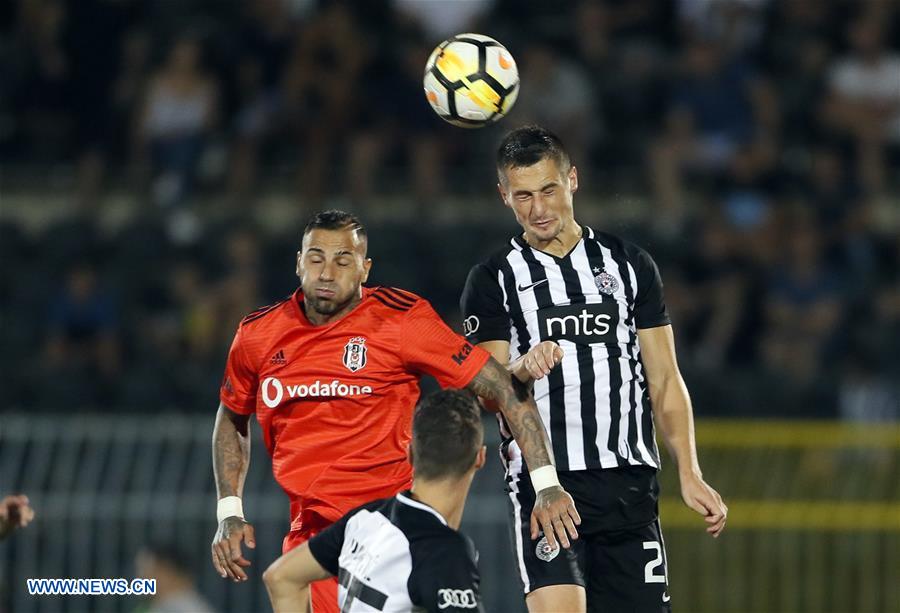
xmin=505 ymin=464 xmax=672 ymax=612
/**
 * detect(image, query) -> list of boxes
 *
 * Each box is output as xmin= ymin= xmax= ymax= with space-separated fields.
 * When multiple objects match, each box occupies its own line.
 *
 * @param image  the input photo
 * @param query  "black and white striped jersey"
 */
xmin=460 ymin=227 xmax=670 ymax=473
xmin=307 ymin=492 xmax=483 ymax=613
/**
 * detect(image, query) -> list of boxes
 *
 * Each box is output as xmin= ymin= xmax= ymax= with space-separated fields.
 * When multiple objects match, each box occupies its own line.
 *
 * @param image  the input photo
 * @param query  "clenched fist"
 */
xmin=522 ymin=341 xmax=565 ymax=380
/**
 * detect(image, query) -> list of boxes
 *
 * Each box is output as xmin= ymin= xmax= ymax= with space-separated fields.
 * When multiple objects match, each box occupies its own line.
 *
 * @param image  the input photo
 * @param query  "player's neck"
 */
xmin=526 ymin=220 xmax=582 ymax=258
xmin=410 ymin=477 xmax=472 ymax=531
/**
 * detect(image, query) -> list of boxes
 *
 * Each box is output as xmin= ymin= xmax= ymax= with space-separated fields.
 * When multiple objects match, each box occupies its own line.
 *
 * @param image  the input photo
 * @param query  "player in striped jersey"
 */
xmin=461 ymin=126 xmax=727 ymax=612
xmin=264 ymin=389 xmax=487 ymax=613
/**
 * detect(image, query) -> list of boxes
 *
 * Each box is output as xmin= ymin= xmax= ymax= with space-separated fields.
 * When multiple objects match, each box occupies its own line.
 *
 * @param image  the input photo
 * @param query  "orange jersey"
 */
xmin=220 ymin=286 xmax=489 ymax=531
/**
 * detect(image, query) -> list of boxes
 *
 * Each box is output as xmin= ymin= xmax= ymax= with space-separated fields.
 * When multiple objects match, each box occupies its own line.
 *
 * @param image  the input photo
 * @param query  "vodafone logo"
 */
xmin=261 ymin=377 xmax=284 ymax=408
xmin=260 ymin=377 xmax=373 ymax=408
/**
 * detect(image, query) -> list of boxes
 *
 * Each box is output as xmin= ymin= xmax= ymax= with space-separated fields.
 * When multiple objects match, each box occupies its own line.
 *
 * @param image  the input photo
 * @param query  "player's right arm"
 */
xmin=460 ymin=265 xmax=565 ymax=400
xmin=212 ymin=324 xmax=259 ymax=582
xmin=212 ymin=404 xmax=256 ymax=581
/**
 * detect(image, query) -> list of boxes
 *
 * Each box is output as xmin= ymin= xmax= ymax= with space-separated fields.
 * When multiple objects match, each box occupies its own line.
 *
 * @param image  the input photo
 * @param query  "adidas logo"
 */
xmin=270 ymin=350 xmax=287 ymax=365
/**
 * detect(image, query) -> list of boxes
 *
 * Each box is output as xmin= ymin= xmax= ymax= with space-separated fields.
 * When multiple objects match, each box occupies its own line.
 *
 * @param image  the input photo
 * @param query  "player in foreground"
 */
xmin=211 ymin=211 xmax=580 ymax=613
xmin=264 ymin=389 xmax=487 ymax=613
xmin=462 ymin=126 xmax=727 ymax=612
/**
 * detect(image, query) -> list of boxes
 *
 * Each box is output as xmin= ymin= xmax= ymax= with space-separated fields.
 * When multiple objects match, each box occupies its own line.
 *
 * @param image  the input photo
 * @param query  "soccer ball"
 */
xmin=423 ymin=33 xmax=519 ymax=128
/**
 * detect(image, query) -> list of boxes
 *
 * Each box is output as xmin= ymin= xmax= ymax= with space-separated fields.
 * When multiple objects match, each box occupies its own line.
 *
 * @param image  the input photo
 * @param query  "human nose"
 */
xmin=318 ymin=261 xmax=335 ymax=281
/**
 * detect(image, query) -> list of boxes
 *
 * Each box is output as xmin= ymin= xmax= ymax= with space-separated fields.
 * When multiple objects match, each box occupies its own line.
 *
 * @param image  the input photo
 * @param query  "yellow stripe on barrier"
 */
xmin=659 ymin=498 xmax=900 ymax=532
xmin=694 ymin=420 xmax=900 ymax=448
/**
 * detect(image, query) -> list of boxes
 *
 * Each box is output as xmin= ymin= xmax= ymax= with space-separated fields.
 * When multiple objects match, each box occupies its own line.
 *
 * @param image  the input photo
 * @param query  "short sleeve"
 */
xmin=460 ymin=263 xmax=510 ymax=344
xmin=629 ymin=245 xmax=671 ymax=329
xmin=306 ymin=510 xmax=353 ymax=576
xmin=219 ymin=325 xmax=258 ymax=415
xmin=400 ymin=300 xmax=490 ymax=389
xmin=409 ymin=535 xmax=484 ymax=613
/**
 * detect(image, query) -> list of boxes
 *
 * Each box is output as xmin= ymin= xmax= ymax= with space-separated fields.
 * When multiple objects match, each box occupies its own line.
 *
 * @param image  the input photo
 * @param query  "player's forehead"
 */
xmin=502 ymin=157 xmax=567 ymax=191
xmin=302 ymin=227 xmax=366 ymax=255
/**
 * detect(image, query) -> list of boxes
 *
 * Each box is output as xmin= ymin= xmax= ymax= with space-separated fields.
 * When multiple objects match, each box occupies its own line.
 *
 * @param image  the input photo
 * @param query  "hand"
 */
xmin=0 ymin=494 xmax=35 ymax=540
xmin=530 ymin=486 xmax=581 ymax=550
xmin=522 ymin=342 xmax=564 ymax=380
xmin=680 ymin=471 xmax=727 ymax=538
xmin=211 ymin=516 xmax=256 ymax=581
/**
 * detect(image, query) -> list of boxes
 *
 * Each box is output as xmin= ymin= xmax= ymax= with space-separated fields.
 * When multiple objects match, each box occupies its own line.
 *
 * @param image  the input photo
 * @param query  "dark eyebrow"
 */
xmin=306 ymin=247 xmax=354 ymax=256
xmin=513 ymin=181 xmax=559 ymax=196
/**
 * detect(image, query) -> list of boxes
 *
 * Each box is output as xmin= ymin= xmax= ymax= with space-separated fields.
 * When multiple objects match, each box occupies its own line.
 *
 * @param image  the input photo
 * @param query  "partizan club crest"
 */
xmin=593 ymin=267 xmax=620 ymax=295
xmin=342 ymin=337 xmax=368 ymax=372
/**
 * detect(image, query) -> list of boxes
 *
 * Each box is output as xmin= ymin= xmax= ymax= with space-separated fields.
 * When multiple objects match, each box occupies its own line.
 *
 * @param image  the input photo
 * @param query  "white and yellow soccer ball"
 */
xmin=423 ymin=33 xmax=519 ymax=128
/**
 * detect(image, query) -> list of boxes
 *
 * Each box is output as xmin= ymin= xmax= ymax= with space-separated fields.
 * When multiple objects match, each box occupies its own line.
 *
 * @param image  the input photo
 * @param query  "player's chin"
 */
xmin=529 ymin=222 xmax=559 ymax=241
xmin=308 ymin=295 xmax=338 ymax=314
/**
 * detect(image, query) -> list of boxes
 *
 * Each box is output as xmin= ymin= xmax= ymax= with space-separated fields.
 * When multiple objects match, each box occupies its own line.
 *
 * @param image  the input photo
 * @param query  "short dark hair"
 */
xmin=496 ymin=125 xmax=571 ymax=181
xmin=411 ymin=390 xmax=483 ymax=481
xmin=303 ymin=210 xmax=367 ymax=242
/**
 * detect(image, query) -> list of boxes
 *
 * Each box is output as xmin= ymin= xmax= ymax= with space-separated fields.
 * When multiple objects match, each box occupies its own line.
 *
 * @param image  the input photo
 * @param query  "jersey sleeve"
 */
xmin=219 ymin=325 xmax=258 ymax=415
xmin=400 ymin=300 xmax=491 ymax=389
xmin=306 ymin=509 xmax=354 ymax=576
xmin=628 ymin=245 xmax=671 ymax=329
xmin=460 ymin=263 xmax=510 ymax=344
xmin=408 ymin=535 xmax=484 ymax=613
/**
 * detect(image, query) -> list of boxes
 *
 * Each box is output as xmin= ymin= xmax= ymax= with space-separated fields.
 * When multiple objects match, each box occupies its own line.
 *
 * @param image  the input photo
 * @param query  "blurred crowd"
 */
xmin=1 ymin=0 xmax=898 ymax=419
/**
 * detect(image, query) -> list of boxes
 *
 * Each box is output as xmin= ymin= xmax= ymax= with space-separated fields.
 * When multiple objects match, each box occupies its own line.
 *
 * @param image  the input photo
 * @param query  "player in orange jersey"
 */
xmin=211 ymin=211 xmax=580 ymax=613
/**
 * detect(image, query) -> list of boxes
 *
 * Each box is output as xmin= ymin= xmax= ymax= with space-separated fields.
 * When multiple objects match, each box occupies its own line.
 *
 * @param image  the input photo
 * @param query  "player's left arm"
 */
xmin=466 ymin=357 xmax=581 ymax=549
xmin=400 ymin=297 xmax=580 ymax=550
xmin=639 ymin=324 xmax=727 ymax=537
xmin=263 ymin=542 xmax=331 ymax=613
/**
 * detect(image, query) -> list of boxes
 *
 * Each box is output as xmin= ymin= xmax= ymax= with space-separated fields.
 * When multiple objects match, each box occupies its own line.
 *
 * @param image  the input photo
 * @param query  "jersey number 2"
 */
xmin=642 ymin=541 xmax=667 ymax=584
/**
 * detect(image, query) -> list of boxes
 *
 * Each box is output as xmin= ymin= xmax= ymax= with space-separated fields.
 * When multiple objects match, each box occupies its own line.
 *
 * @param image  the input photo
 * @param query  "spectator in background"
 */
xmin=135 ymin=541 xmax=215 ymax=613
xmin=649 ymin=35 xmax=778 ymax=225
xmin=114 ymin=29 xmax=153 ymax=172
xmin=666 ymin=213 xmax=749 ymax=371
xmin=12 ymin=0 xmax=70 ymax=161
xmin=510 ymin=43 xmax=595 ymax=174
xmin=346 ymin=36 xmax=446 ymax=212
xmin=572 ymin=0 xmax=667 ymax=171
xmin=136 ymin=36 xmax=218 ymax=211
xmin=282 ymin=2 xmax=366 ymax=206
xmin=760 ymin=216 xmax=843 ymax=387
xmin=216 ymin=228 xmax=265 ymax=336
xmin=66 ymin=0 xmax=137 ymax=211
xmin=43 ymin=261 xmax=120 ymax=405
xmin=823 ymin=16 xmax=900 ymax=194
xmin=227 ymin=0 xmax=295 ymax=203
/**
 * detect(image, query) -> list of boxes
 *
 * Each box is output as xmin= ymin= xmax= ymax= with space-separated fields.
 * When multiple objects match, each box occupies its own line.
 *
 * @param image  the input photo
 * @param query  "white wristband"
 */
xmin=217 ymin=496 xmax=244 ymax=523
xmin=530 ymin=465 xmax=561 ymax=493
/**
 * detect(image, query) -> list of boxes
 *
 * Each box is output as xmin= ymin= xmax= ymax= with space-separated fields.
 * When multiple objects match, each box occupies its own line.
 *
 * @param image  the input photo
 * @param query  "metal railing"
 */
xmin=2 ymin=415 xmax=898 ymax=613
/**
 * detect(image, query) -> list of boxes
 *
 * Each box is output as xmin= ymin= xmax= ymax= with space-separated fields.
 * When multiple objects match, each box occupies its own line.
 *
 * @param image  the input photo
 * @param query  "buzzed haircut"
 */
xmin=302 ymin=210 xmax=368 ymax=243
xmin=411 ymin=390 xmax=483 ymax=481
xmin=496 ymin=125 xmax=571 ymax=182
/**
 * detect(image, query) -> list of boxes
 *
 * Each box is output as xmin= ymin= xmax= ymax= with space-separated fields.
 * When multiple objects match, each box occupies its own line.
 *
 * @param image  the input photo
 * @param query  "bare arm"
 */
xmin=639 ymin=325 xmax=727 ymax=537
xmin=263 ymin=542 xmax=331 ymax=613
xmin=213 ymin=403 xmax=251 ymax=498
xmin=211 ymin=403 xmax=256 ymax=581
xmin=466 ymin=355 xmax=580 ymax=549
xmin=467 ymin=356 xmax=554 ymax=469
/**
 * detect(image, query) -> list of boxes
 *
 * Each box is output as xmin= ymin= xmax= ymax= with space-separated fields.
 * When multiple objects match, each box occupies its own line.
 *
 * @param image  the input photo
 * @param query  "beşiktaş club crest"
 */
xmin=593 ymin=267 xmax=619 ymax=295
xmin=343 ymin=337 xmax=368 ymax=372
